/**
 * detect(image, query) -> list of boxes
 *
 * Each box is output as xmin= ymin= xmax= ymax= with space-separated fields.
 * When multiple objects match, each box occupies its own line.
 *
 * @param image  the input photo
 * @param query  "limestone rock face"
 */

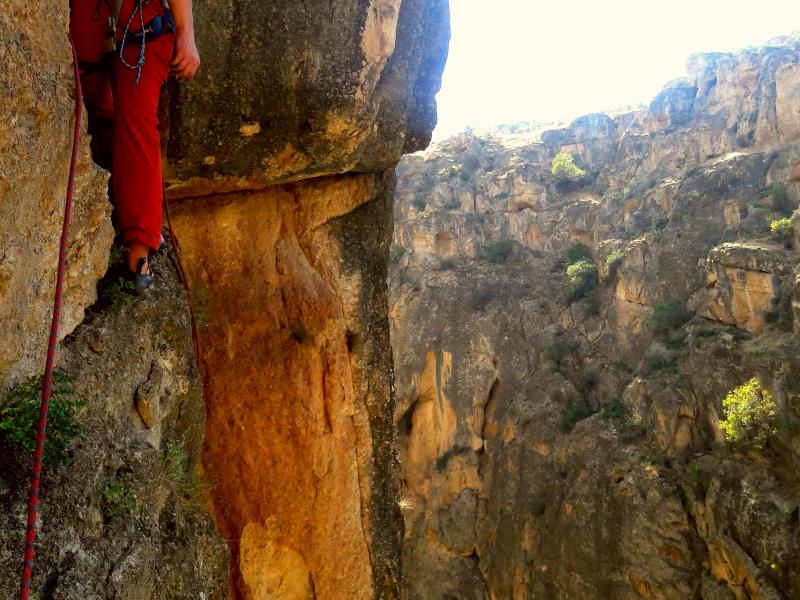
xmin=162 ymin=1 xmax=449 ymax=597
xmin=0 ymin=1 xmax=114 ymax=392
xmin=166 ymin=0 xmax=450 ymax=195
xmin=171 ymin=174 xmax=402 ymax=599
xmin=391 ymin=34 xmax=800 ymax=600
xmin=1 ymin=0 xmax=449 ymax=598
xmin=0 ymin=249 xmax=229 ymax=598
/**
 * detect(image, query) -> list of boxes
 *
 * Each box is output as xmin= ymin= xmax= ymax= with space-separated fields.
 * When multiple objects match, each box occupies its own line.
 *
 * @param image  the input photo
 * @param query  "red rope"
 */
xmin=162 ymin=185 xmax=202 ymax=362
xmin=18 ymin=38 xmax=83 ymax=599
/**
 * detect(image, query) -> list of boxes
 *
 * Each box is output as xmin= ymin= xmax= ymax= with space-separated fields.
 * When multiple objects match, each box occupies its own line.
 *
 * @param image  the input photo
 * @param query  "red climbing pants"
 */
xmin=70 ymin=0 xmax=174 ymax=252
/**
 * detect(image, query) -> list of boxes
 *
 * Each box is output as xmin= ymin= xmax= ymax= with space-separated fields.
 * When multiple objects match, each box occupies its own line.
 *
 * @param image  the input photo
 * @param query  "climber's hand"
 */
xmin=171 ymin=30 xmax=200 ymax=80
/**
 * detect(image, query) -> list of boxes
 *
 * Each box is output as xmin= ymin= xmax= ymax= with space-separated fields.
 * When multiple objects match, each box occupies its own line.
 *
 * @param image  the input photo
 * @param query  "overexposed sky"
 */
xmin=433 ymin=0 xmax=800 ymax=138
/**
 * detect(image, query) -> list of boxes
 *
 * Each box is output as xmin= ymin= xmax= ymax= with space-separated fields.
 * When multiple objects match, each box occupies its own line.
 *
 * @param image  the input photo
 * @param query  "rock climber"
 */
xmin=69 ymin=0 xmax=200 ymax=293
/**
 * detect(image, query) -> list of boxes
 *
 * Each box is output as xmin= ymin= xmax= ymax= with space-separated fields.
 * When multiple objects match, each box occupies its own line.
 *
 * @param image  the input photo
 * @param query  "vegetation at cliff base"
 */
xmin=719 ymin=377 xmax=777 ymax=448
xmin=551 ymin=151 xmax=586 ymax=183
xmin=0 ymin=371 xmax=82 ymax=466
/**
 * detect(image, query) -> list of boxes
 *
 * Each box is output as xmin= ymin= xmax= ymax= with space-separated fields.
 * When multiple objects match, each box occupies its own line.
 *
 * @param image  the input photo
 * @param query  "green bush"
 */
xmin=102 ymin=277 xmax=135 ymax=311
xmin=566 ymin=242 xmax=592 ymax=263
xmin=0 ymin=371 xmax=82 ymax=466
xmin=686 ymin=164 xmax=701 ymax=177
xmin=485 ymin=239 xmax=516 ymax=263
xmin=566 ymin=259 xmax=598 ymax=302
xmin=163 ymin=441 xmax=205 ymax=501
xmin=560 ymin=400 xmax=594 ymax=432
xmin=551 ymin=151 xmax=586 ymax=182
xmin=605 ymin=249 xmax=624 ymax=272
xmin=650 ymin=300 xmax=691 ymax=334
xmin=770 ymin=218 xmax=793 ymax=243
xmin=719 ymin=378 xmax=777 ymax=448
xmin=652 ymin=218 xmax=669 ymax=236
xmin=104 ymin=474 xmax=136 ymax=520
xmin=599 ymin=399 xmax=625 ymax=420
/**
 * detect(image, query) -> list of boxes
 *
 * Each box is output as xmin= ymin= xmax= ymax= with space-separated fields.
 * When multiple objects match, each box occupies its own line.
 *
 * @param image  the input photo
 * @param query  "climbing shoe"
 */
xmin=133 ymin=257 xmax=154 ymax=295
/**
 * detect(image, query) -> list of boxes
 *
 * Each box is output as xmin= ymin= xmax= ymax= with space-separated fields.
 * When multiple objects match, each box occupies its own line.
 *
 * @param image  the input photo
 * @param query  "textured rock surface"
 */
xmin=1 ymin=0 xmax=449 ymax=597
xmin=0 ymin=1 xmax=114 ymax=393
xmin=391 ymin=36 xmax=800 ymax=599
xmin=0 ymin=249 xmax=229 ymax=598
xmin=163 ymin=1 xmax=449 ymax=597
xmin=166 ymin=0 xmax=450 ymax=195
xmin=171 ymin=174 xmax=402 ymax=599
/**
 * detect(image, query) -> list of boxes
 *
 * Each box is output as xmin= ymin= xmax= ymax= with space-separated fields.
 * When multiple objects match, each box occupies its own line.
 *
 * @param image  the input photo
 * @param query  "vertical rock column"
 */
xmin=164 ymin=1 xmax=449 ymax=595
xmin=171 ymin=173 xmax=401 ymax=599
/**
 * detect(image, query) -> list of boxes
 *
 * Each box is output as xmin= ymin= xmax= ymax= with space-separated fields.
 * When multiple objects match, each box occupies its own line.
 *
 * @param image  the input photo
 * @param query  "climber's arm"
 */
xmin=170 ymin=0 xmax=200 ymax=80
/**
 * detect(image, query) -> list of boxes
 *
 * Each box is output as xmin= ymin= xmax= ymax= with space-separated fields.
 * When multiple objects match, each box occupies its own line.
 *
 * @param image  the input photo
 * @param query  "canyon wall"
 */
xmin=391 ymin=34 xmax=800 ymax=599
xmin=1 ymin=1 xmax=449 ymax=598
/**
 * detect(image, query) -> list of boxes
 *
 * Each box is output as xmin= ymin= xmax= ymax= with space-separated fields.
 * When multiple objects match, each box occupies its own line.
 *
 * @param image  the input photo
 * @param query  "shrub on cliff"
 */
xmin=650 ymin=300 xmax=690 ymax=334
xmin=560 ymin=399 xmax=594 ymax=432
xmin=551 ymin=151 xmax=586 ymax=183
xmin=566 ymin=259 xmax=598 ymax=302
xmin=605 ymin=249 xmax=624 ymax=272
xmin=0 ymin=371 xmax=82 ymax=466
xmin=770 ymin=218 xmax=793 ymax=245
xmin=485 ymin=239 xmax=516 ymax=263
xmin=566 ymin=242 xmax=591 ymax=263
xmin=719 ymin=378 xmax=776 ymax=448
xmin=411 ymin=195 xmax=427 ymax=212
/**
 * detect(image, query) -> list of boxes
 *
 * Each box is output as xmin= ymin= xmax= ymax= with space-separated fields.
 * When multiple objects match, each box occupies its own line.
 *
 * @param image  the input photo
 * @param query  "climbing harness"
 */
xmin=17 ymin=39 xmax=83 ymax=600
xmin=107 ymin=0 xmax=175 ymax=85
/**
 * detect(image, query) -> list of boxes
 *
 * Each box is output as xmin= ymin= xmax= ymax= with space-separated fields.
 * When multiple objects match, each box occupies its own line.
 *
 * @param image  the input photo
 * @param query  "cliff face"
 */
xmin=1 ymin=1 xmax=449 ymax=598
xmin=391 ymin=35 xmax=800 ymax=599
xmin=166 ymin=1 xmax=449 ymax=597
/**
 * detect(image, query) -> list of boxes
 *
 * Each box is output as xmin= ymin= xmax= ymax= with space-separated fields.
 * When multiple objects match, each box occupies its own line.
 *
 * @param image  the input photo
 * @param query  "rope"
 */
xmin=118 ymin=0 xmax=147 ymax=85
xmin=18 ymin=38 xmax=83 ymax=600
xmin=162 ymin=184 xmax=202 ymax=363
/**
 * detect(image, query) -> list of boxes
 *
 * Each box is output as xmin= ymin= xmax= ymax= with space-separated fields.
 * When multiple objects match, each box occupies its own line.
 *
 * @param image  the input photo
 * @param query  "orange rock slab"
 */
xmin=170 ymin=173 xmax=399 ymax=599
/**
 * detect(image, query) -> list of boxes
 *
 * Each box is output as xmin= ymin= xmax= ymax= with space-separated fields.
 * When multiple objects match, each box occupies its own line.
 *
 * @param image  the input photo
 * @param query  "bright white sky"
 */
xmin=433 ymin=0 xmax=800 ymax=138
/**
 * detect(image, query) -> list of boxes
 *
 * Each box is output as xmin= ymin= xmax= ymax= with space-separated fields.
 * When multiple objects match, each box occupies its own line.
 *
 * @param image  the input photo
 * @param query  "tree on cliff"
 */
xmin=551 ymin=151 xmax=586 ymax=183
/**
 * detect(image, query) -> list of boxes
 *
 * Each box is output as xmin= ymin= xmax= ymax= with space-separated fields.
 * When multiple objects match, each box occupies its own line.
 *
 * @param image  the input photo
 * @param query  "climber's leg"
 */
xmin=111 ymin=33 xmax=174 ymax=261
